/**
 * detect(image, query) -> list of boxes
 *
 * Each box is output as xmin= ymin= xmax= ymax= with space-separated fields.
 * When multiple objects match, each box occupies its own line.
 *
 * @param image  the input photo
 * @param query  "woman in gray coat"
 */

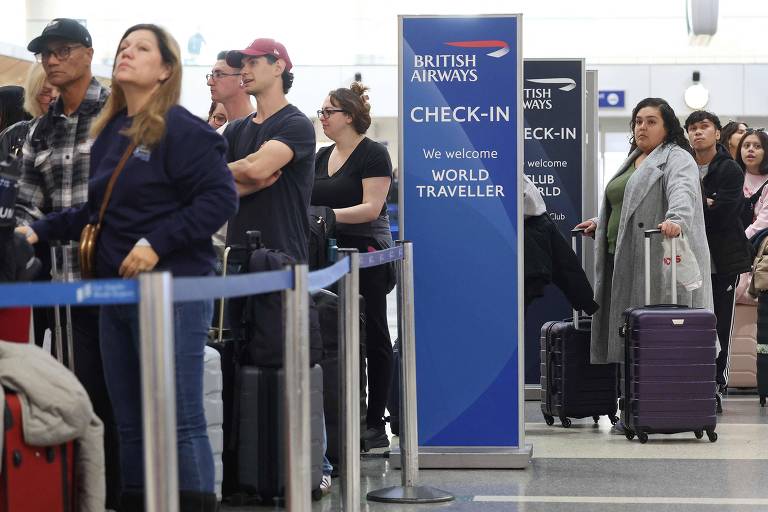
xmin=576 ymin=97 xmax=715 ymax=367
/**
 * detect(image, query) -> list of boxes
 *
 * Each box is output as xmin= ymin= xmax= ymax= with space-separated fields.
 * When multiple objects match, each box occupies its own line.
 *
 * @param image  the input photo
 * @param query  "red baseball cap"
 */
xmin=226 ymin=38 xmax=292 ymax=71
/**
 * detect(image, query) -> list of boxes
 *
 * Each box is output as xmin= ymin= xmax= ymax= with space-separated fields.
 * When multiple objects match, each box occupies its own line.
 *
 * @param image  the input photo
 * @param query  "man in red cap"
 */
xmin=220 ymin=38 xmax=335 ymax=495
xmin=223 ymin=38 xmax=315 ymax=263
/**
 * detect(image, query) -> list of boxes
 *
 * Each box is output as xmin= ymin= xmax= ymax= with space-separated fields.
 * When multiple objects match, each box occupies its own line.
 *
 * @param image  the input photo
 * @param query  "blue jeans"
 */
xmin=99 ymin=300 xmax=215 ymax=493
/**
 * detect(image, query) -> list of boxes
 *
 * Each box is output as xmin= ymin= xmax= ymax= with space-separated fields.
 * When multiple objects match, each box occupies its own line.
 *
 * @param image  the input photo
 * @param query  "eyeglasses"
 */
xmin=34 ymin=45 xmax=83 ymax=63
xmin=746 ymin=128 xmax=765 ymax=134
xmin=206 ymin=71 xmax=241 ymax=81
xmin=209 ymin=114 xmax=227 ymax=126
xmin=317 ymin=108 xmax=346 ymax=120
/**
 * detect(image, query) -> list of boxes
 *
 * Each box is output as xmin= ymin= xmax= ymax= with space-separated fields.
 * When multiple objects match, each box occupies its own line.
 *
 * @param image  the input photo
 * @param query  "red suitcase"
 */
xmin=0 ymin=308 xmax=31 ymax=343
xmin=0 ymin=392 xmax=76 ymax=512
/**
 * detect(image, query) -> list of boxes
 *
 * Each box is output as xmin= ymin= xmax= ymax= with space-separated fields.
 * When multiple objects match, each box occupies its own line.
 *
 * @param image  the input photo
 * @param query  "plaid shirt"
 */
xmin=15 ymin=78 xmax=109 ymax=280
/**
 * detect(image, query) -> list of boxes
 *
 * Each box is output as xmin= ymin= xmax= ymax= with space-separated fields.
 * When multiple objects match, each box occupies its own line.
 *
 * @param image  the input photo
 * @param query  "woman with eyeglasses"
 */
xmin=721 ymin=121 xmax=749 ymax=160
xmin=311 ymin=82 xmax=395 ymax=450
xmin=575 ymin=98 xmax=714 ymax=430
xmin=17 ymin=24 xmax=237 ymax=511
xmin=0 ymin=65 xmax=58 ymax=161
xmin=207 ymin=100 xmax=228 ymax=130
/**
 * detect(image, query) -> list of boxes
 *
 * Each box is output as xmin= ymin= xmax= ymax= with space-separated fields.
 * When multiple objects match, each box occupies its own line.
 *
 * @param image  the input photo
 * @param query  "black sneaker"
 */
xmin=361 ymin=425 xmax=389 ymax=451
xmin=716 ymin=392 xmax=723 ymax=414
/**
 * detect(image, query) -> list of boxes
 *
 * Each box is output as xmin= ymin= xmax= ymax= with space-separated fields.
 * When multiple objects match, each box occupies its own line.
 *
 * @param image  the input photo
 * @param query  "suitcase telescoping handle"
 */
xmin=571 ymin=227 xmax=586 ymax=329
xmin=217 ymin=246 xmax=231 ymax=343
xmin=643 ymin=228 xmax=677 ymax=305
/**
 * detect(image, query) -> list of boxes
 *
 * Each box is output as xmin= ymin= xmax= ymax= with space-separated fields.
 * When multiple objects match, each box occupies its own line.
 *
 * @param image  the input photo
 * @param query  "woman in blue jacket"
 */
xmin=19 ymin=24 xmax=237 ymax=511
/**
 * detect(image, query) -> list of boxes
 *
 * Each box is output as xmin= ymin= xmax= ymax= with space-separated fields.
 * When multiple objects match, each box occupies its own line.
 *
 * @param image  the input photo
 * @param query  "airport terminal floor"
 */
xmin=219 ymin=294 xmax=768 ymax=512
xmin=221 ymin=397 xmax=768 ymax=511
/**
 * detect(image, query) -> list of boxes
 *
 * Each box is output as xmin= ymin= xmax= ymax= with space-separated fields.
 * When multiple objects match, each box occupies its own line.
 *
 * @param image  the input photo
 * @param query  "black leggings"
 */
xmin=338 ymin=235 xmax=393 ymax=428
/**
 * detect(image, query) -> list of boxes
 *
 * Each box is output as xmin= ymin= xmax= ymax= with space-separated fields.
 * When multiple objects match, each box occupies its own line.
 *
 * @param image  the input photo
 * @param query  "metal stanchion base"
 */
xmin=389 ymin=445 xmax=533 ymax=469
xmin=367 ymin=485 xmax=455 ymax=504
xmin=525 ymin=384 xmax=542 ymax=401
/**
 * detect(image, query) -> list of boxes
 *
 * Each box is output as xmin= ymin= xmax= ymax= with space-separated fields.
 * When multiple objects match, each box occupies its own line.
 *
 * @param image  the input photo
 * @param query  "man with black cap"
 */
xmin=15 ymin=18 xmax=121 ymax=509
xmin=223 ymin=38 xmax=316 ymax=262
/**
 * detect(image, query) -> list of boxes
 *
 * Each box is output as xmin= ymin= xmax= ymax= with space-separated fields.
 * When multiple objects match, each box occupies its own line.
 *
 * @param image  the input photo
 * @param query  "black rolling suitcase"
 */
xmin=540 ymin=229 xmax=619 ymax=428
xmin=237 ymin=365 xmax=325 ymax=502
xmin=313 ymin=289 xmax=367 ymax=466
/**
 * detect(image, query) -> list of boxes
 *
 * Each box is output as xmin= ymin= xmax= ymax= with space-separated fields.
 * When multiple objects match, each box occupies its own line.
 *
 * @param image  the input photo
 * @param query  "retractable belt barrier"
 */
xmin=0 ymin=242 xmax=448 ymax=510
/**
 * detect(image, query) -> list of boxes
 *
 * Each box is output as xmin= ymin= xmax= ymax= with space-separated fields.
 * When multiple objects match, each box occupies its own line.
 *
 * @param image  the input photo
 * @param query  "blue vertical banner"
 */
xmin=401 ymin=15 xmax=527 ymax=463
xmin=523 ymin=59 xmax=585 ymax=386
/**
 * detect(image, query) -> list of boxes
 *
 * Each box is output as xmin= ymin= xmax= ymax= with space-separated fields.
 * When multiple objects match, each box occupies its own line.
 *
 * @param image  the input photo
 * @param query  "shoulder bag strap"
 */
xmin=750 ymin=179 xmax=768 ymax=209
xmin=96 ymin=142 xmax=136 ymax=226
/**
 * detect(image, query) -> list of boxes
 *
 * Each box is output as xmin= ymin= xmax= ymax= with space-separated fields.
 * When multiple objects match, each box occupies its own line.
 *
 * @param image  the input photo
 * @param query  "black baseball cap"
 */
xmin=27 ymin=18 xmax=92 ymax=53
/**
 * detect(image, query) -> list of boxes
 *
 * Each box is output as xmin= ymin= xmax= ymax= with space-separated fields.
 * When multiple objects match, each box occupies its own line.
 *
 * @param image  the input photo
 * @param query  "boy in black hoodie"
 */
xmin=685 ymin=111 xmax=753 ymax=412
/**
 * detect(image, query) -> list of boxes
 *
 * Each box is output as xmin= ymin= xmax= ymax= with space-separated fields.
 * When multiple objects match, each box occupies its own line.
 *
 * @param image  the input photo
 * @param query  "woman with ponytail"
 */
xmin=311 ymin=82 xmax=395 ymax=449
xmin=19 ymin=24 xmax=237 ymax=510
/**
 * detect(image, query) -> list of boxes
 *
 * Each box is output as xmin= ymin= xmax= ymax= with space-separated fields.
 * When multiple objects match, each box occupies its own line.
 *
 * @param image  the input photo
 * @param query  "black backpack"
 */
xmin=308 ymin=206 xmax=336 ymax=270
xmin=228 ymin=231 xmax=323 ymax=367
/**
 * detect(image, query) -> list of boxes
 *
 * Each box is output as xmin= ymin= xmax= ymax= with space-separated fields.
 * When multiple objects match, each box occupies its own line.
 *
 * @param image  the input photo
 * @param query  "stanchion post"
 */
xmin=367 ymin=241 xmax=454 ymax=504
xmin=337 ymin=249 xmax=360 ymax=510
xmin=283 ymin=263 xmax=311 ymax=512
xmin=138 ymin=272 xmax=179 ymax=512
xmin=399 ymin=241 xmax=419 ymax=487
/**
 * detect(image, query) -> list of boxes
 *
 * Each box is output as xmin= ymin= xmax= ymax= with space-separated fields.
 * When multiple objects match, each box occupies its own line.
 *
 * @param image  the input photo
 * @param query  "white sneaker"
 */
xmin=321 ymin=474 xmax=332 ymax=496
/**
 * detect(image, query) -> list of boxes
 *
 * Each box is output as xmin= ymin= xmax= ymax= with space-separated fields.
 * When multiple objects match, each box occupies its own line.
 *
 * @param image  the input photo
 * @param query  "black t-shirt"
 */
xmin=223 ymin=105 xmax=315 ymax=262
xmin=311 ymin=137 xmax=392 ymax=238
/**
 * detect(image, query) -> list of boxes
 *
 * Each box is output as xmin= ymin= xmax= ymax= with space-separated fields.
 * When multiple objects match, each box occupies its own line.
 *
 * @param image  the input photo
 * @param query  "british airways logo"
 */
xmin=444 ymin=40 xmax=510 ymax=58
xmin=410 ymin=39 xmax=509 ymax=83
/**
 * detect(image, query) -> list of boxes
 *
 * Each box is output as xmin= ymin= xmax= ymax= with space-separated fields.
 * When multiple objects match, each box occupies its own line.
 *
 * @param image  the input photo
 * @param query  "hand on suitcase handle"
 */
xmin=574 ymin=220 xmax=596 ymax=238
xmin=658 ymin=220 xmax=681 ymax=238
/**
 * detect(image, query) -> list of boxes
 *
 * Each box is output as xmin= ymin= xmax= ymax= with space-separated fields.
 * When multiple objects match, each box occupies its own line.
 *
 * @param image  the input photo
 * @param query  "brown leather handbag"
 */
xmin=79 ymin=143 xmax=136 ymax=279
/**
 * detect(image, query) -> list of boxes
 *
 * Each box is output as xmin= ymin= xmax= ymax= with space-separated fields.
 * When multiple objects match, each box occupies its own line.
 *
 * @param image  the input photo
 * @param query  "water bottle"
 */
xmin=327 ymin=238 xmax=338 ymax=263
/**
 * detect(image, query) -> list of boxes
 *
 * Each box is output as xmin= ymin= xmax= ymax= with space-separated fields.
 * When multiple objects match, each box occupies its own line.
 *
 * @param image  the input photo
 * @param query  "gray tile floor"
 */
xmin=222 ymin=394 xmax=768 ymax=511
xmin=221 ymin=292 xmax=768 ymax=510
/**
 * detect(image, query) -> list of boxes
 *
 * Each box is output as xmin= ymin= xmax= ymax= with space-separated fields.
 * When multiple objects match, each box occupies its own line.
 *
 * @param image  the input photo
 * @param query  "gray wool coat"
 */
xmin=591 ymin=143 xmax=715 ymax=364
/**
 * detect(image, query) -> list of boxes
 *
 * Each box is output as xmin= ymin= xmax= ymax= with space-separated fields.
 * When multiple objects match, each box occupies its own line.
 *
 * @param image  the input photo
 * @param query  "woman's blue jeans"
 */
xmin=99 ymin=300 xmax=215 ymax=493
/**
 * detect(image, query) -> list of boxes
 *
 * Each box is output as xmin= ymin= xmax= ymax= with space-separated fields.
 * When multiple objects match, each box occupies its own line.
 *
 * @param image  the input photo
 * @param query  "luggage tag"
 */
xmin=133 ymin=145 xmax=151 ymax=162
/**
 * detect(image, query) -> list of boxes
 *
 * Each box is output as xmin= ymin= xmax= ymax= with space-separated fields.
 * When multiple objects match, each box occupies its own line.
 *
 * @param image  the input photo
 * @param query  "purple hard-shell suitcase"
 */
xmin=620 ymin=229 xmax=718 ymax=443
xmin=540 ymin=229 xmax=619 ymax=428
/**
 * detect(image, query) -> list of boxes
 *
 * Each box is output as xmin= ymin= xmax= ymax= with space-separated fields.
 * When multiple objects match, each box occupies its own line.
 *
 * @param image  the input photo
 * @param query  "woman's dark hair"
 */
xmin=328 ymin=82 xmax=372 ymax=135
xmin=0 ymin=86 xmax=32 ymax=132
xmin=721 ymin=120 xmax=748 ymax=148
xmin=629 ymin=97 xmax=692 ymax=155
xmin=208 ymin=100 xmax=218 ymax=119
xmin=735 ymin=129 xmax=768 ymax=175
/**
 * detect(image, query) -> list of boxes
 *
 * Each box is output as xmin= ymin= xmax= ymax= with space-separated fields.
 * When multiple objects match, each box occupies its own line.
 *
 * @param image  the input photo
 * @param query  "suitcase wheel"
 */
xmin=592 ymin=415 xmax=600 ymax=424
xmin=560 ymin=417 xmax=572 ymax=428
xmin=694 ymin=430 xmax=704 ymax=440
xmin=610 ymin=416 xmax=619 ymax=425
xmin=624 ymin=431 xmax=635 ymax=441
xmin=706 ymin=429 xmax=718 ymax=443
xmin=637 ymin=432 xmax=648 ymax=444
xmin=761 ymin=395 xmax=766 ymax=407
xmin=312 ymin=488 xmax=323 ymax=501
xmin=543 ymin=414 xmax=555 ymax=426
